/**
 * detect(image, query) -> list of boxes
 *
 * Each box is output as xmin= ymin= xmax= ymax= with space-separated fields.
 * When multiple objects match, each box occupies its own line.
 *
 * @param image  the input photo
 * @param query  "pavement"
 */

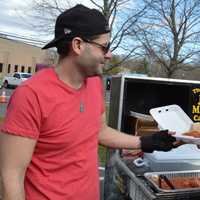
xmin=0 ymin=88 xmax=12 ymax=117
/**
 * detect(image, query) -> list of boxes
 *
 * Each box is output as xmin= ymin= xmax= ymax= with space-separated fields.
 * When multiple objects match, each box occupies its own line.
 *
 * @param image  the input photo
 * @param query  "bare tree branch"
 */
xmin=130 ymin=0 xmax=200 ymax=78
xmin=90 ymin=0 xmax=103 ymax=10
xmin=20 ymin=0 xmax=146 ymax=72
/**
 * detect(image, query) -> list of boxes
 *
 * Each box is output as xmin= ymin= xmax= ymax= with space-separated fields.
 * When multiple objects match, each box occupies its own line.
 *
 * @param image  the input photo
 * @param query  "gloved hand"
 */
xmin=140 ymin=130 xmax=176 ymax=153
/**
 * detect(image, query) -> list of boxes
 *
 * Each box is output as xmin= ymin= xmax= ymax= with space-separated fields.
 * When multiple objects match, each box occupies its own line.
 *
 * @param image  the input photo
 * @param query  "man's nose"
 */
xmin=104 ymin=50 xmax=112 ymax=59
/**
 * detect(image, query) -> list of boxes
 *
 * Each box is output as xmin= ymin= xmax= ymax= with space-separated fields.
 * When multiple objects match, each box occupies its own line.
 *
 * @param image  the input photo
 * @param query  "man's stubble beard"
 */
xmin=78 ymin=60 xmax=105 ymax=78
xmin=83 ymin=64 xmax=104 ymax=77
xmin=76 ymin=51 xmax=105 ymax=77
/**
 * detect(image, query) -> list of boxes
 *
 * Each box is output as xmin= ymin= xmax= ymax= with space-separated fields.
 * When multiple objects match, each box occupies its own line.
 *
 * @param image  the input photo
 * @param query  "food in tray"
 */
xmin=151 ymin=176 xmax=200 ymax=189
xmin=184 ymin=130 xmax=200 ymax=138
xmin=191 ymin=123 xmax=200 ymax=131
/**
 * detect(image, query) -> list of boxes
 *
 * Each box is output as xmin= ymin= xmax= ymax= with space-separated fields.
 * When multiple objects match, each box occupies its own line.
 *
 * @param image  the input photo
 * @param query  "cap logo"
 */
xmin=64 ymin=28 xmax=72 ymax=35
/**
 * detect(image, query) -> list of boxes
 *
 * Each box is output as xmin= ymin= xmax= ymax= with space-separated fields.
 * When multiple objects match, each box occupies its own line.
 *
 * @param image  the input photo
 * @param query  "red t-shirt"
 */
xmin=1 ymin=68 xmax=104 ymax=200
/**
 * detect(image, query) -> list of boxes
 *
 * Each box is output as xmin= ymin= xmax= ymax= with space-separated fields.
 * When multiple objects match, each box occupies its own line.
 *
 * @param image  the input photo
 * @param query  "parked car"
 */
xmin=3 ymin=72 xmax=32 ymax=88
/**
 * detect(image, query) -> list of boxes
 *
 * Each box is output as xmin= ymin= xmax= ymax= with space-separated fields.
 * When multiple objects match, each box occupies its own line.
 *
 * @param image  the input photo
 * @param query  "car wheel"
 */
xmin=3 ymin=81 xmax=8 ymax=88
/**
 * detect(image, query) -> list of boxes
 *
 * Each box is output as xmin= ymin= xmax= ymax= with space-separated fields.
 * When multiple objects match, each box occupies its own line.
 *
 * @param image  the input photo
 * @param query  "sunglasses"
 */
xmin=82 ymin=38 xmax=110 ymax=54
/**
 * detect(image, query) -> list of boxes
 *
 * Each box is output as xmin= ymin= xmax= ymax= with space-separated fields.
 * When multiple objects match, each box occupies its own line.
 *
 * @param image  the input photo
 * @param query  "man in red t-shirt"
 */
xmin=0 ymin=4 xmax=177 ymax=200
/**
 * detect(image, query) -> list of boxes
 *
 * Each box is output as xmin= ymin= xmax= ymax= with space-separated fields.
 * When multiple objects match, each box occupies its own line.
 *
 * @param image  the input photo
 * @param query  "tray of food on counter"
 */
xmin=144 ymin=170 xmax=200 ymax=193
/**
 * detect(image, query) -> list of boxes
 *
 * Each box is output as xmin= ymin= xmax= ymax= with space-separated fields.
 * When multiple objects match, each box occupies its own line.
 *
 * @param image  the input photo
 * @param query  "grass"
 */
xmin=98 ymin=145 xmax=107 ymax=166
xmin=98 ymin=102 xmax=110 ymax=166
xmin=0 ymin=116 xmax=4 ymax=123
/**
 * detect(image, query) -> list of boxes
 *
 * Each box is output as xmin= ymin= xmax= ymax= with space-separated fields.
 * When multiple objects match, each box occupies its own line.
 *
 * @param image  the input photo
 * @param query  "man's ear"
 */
xmin=71 ymin=37 xmax=84 ymax=55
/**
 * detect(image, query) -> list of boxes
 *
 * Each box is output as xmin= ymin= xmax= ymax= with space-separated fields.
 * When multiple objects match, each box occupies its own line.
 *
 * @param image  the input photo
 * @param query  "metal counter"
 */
xmin=113 ymin=152 xmax=200 ymax=200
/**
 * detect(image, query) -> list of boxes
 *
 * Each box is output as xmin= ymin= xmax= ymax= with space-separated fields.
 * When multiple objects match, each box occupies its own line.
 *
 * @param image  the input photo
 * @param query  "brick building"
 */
xmin=0 ymin=36 xmax=46 ymax=78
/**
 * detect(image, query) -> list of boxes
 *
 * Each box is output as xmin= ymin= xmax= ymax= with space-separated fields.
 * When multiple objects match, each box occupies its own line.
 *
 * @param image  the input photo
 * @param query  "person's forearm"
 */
xmin=98 ymin=125 xmax=141 ymax=149
xmin=0 ymin=132 xmax=36 ymax=200
xmin=1 ymin=170 xmax=25 ymax=200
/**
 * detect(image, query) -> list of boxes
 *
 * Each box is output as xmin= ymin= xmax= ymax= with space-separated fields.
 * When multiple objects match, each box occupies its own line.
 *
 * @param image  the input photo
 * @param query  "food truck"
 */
xmin=104 ymin=74 xmax=200 ymax=200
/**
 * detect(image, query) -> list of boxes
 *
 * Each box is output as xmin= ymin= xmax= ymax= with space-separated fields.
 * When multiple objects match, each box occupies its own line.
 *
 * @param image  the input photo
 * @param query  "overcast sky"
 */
xmin=0 ymin=0 xmax=96 ymax=41
xmin=0 ymin=0 xmax=29 ymax=34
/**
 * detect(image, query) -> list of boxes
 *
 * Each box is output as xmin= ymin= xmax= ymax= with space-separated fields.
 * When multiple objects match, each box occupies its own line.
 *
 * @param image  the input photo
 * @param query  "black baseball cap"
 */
xmin=42 ymin=4 xmax=110 ymax=49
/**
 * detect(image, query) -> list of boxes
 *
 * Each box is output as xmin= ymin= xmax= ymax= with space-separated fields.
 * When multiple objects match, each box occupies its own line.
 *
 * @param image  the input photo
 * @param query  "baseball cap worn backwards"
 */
xmin=42 ymin=4 xmax=110 ymax=49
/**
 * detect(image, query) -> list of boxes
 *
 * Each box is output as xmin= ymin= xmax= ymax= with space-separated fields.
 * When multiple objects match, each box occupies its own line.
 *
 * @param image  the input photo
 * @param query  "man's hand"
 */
xmin=140 ymin=130 xmax=176 ymax=153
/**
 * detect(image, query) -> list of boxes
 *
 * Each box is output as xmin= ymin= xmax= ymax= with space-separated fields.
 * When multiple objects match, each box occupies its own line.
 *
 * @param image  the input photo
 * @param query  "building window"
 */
xmin=28 ymin=67 xmax=32 ymax=73
xmin=21 ymin=66 xmax=25 ymax=72
xmin=0 ymin=63 xmax=3 ymax=73
xmin=14 ymin=65 xmax=18 ymax=72
xmin=8 ymin=64 xmax=11 ymax=73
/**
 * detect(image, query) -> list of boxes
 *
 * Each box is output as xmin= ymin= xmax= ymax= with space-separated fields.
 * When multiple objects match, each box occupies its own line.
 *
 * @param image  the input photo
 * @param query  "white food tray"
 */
xmin=150 ymin=104 xmax=200 ymax=145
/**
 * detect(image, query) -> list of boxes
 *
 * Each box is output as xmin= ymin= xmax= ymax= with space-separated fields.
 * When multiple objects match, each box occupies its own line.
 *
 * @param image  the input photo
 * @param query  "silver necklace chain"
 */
xmin=80 ymin=100 xmax=84 ymax=112
xmin=79 ymin=84 xmax=85 ymax=113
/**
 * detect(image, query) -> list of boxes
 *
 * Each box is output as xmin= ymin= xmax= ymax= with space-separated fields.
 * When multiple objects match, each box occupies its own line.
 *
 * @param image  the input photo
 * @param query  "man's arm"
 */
xmin=98 ymin=112 xmax=176 ymax=152
xmin=98 ymin=112 xmax=141 ymax=149
xmin=0 ymin=133 xmax=36 ymax=200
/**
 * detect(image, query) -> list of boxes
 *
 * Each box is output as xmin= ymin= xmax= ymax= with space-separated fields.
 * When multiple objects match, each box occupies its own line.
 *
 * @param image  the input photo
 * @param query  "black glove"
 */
xmin=140 ymin=130 xmax=176 ymax=153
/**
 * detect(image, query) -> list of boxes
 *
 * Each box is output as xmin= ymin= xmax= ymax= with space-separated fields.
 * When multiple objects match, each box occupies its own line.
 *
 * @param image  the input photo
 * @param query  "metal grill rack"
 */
xmin=129 ymin=174 xmax=200 ymax=200
xmin=117 ymin=154 xmax=200 ymax=200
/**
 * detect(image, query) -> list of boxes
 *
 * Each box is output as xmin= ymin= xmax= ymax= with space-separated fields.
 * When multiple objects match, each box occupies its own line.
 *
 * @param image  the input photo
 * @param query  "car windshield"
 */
xmin=21 ymin=74 xmax=32 ymax=78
